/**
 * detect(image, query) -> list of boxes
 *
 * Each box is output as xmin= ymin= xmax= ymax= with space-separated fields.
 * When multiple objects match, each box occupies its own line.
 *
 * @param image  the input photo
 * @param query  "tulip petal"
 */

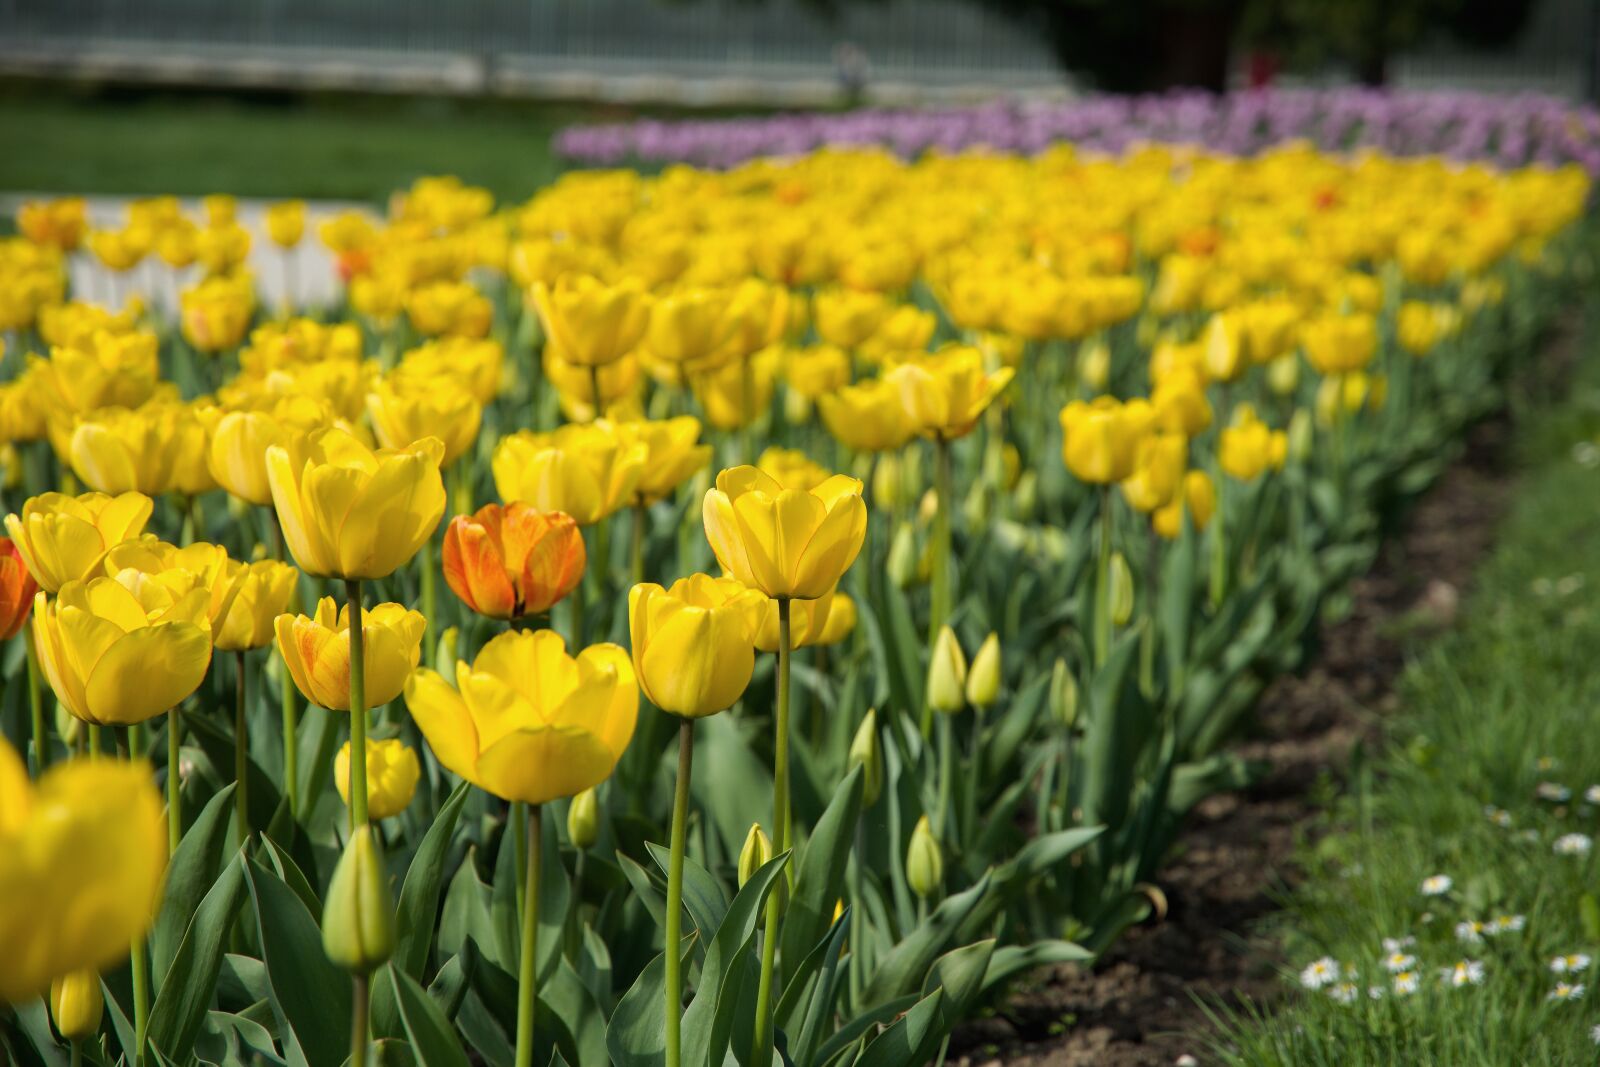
xmin=84 ymin=623 xmax=212 ymax=725
xmin=404 ymin=669 xmax=482 ymax=785
xmin=474 ymin=726 xmax=617 ymax=805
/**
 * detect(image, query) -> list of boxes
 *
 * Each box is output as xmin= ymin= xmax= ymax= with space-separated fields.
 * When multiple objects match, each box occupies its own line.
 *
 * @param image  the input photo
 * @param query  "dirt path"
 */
xmin=949 ymin=404 xmax=1528 ymax=1067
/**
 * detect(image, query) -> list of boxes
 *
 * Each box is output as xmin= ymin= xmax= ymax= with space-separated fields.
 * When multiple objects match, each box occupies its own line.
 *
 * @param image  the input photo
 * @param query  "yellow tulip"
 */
xmin=5 ymin=491 xmax=153 ymax=593
xmin=692 ymin=349 xmax=777 ymax=431
xmin=213 ymin=559 xmax=299 ymax=652
xmin=33 ymin=574 xmax=213 ymax=726
xmin=927 ymin=625 xmax=967 ymax=714
xmin=1202 ymin=313 xmax=1246 ymax=383
xmin=783 ymin=344 xmax=852 ymax=399
xmin=334 ymin=738 xmax=421 ymax=819
xmin=405 ymin=280 xmax=492 ymax=340
xmin=405 ymin=629 xmax=638 ymax=805
xmin=266 ymin=426 xmax=446 ymax=580
xmin=1153 ymin=470 xmax=1216 ymax=539
xmin=321 ymin=826 xmax=394 ymax=974
xmin=1119 ymin=432 xmax=1187 ymax=513
xmin=49 ymin=969 xmax=103 ymax=1040
xmin=886 ymin=345 xmax=1014 ymax=442
xmin=617 ymin=417 xmax=712 ymax=504
xmin=1315 ymin=371 xmax=1387 ymax=425
xmin=180 ymin=274 xmax=255 ymax=353
xmin=756 ymin=446 xmax=830 ymax=491
xmin=67 ymin=404 xmax=186 ymax=496
xmin=0 ymin=738 xmax=166 ymax=1002
xmin=906 ymin=814 xmax=943 ymax=898
xmin=275 ymin=597 xmax=425 ymax=711
xmin=102 ymin=538 xmax=243 ymax=629
xmin=753 ymin=588 xmax=854 ymax=652
xmin=1151 ymin=366 xmax=1212 ymax=438
xmin=34 ymin=331 xmax=163 ymax=416
xmin=366 ymin=376 xmax=482 ymax=467
xmin=629 ymin=574 xmax=765 ymax=717
xmin=1219 ymin=405 xmax=1288 ymax=481
xmin=493 ymin=421 xmax=648 ymax=525
xmin=813 ymin=288 xmax=890 ymax=349
xmin=194 ymin=224 xmax=251 ymax=277
xmin=532 ymin=274 xmax=650 ymax=367
xmin=702 ymin=466 xmax=867 ymax=601
xmin=265 ymin=200 xmax=307 ymax=248
xmin=205 ymin=395 xmax=333 ymax=506
xmin=543 ymin=347 xmax=642 ymax=422
xmin=1301 ymin=313 xmax=1378 ymax=375
xmin=1058 ymin=396 xmax=1157 ymax=484
xmin=966 ymin=632 xmax=1001 ymax=709
xmin=859 ymin=305 xmax=936 ymax=364
xmin=395 ymin=337 xmax=504 ymax=405
xmin=817 ymin=378 xmax=915 ymax=452
xmin=644 ymin=286 xmax=744 ymax=372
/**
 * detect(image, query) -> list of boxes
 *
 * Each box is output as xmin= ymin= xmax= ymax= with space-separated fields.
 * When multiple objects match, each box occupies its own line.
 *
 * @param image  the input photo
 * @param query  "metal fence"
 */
xmin=0 ymin=0 xmax=1595 ymax=104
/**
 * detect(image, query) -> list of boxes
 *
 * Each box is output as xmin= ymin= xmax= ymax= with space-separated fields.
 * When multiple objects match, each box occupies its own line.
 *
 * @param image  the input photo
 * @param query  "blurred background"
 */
xmin=0 ymin=0 xmax=1596 ymax=202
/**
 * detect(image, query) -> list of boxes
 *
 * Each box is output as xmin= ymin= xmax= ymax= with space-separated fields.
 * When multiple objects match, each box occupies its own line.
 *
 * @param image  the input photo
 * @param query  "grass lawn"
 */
xmin=1212 ymin=291 xmax=1600 ymax=1064
xmin=0 ymin=85 xmax=617 ymax=203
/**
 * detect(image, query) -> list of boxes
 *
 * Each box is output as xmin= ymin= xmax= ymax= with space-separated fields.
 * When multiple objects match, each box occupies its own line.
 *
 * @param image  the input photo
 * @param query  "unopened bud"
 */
xmin=927 ymin=625 xmax=968 ymax=715
xmin=567 ymin=786 xmax=600 ymax=849
xmin=966 ymin=633 xmax=1001 ymax=709
xmin=738 ymin=823 xmax=773 ymax=888
xmin=1287 ymin=408 xmax=1314 ymax=464
xmin=435 ymin=625 xmax=459 ymax=673
xmin=888 ymin=522 xmax=919 ymax=590
xmin=961 ymin=480 xmax=989 ymax=528
xmin=1110 ymin=552 xmax=1135 ymax=626
xmin=1078 ymin=339 xmax=1110 ymax=392
xmin=1266 ymin=353 xmax=1300 ymax=396
xmin=783 ymin=387 xmax=811 ymax=425
xmin=1049 ymin=658 xmax=1079 ymax=728
xmin=1012 ymin=470 xmax=1038 ymax=519
xmin=847 ymin=709 xmax=884 ymax=808
xmin=906 ymin=815 xmax=943 ymax=899
xmin=322 ymin=826 xmax=395 ymax=974
xmin=50 ymin=970 xmax=102 ymax=1041
xmin=872 ymin=452 xmax=904 ymax=512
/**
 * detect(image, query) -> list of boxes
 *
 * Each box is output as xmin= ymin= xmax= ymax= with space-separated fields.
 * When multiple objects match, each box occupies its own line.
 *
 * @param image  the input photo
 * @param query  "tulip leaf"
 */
xmin=438 ymin=847 xmax=505 ymax=970
xmin=691 ymin=713 xmax=774 ymax=859
xmin=810 ymin=995 xmax=919 ymax=1067
xmin=982 ymin=672 xmax=1049 ymax=783
xmin=604 ymin=948 xmax=667 ymax=1067
xmin=645 ymin=842 xmax=728 ymax=958
xmin=617 ymin=850 xmax=668 ymax=930
xmin=860 ymin=871 xmax=990 ymax=1006
xmin=780 ymin=766 xmax=863 ymax=973
xmin=920 ymin=939 xmax=995 ymax=1034
xmin=456 ymin=991 xmax=514 ymax=1067
xmin=681 ymin=850 xmax=793 ymax=1067
xmin=395 ymin=779 xmax=471 ymax=979
xmin=778 ymin=909 xmax=852 ymax=1067
xmin=152 ymin=782 xmax=237 ymax=985
xmin=259 ymin=832 xmax=322 ymax=918
xmin=242 ymin=857 xmax=352 ymax=1067
xmin=980 ymin=939 xmax=1093 ymax=997
xmin=147 ymin=857 xmax=247 ymax=1062
xmin=10 ymin=998 xmax=69 ymax=1067
xmin=387 ymin=965 xmax=472 ymax=1067
xmin=850 ymin=987 xmax=946 ymax=1067
xmin=541 ymin=957 xmax=612 ymax=1067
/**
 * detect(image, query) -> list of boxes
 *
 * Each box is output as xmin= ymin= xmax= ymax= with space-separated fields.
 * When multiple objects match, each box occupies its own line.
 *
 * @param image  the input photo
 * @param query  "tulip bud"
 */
xmin=783 ymin=386 xmax=812 ymax=426
xmin=961 ymin=480 xmax=988 ymax=528
xmin=1110 ymin=552 xmax=1135 ymax=626
xmin=966 ymin=633 xmax=1001 ymax=709
xmin=1078 ymin=339 xmax=1110 ymax=392
xmin=739 ymin=823 xmax=773 ymax=888
xmin=568 ymin=786 xmax=600 ymax=849
xmin=54 ymin=699 xmax=81 ymax=747
xmin=1287 ymin=408 xmax=1314 ymax=464
xmin=1012 ymin=470 xmax=1038 ymax=519
xmin=917 ymin=489 xmax=938 ymax=525
xmin=847 ymin=709 xmax=884 ymax=808
xmin=435 ymin=625 xmax=459 ymax=674
xmin=1266 ymin=353 xmax=1300 ymax=396
xmin=50 ymin=969 xmax=103 ymax=1041
xmin=888 ymin=522 xmax=919 ymax=589
xmin=321 ymin=826 xmax=395 ymax=974
xmin=872 ymin=452 xmax=904 ymax=513
xmin=927 ymin=625 xmax=968 ymax=715
xmin=906 ymin=815 xmax=943 ymax=899
xmin=1049 ymin=658 xmax=1079 ymax=728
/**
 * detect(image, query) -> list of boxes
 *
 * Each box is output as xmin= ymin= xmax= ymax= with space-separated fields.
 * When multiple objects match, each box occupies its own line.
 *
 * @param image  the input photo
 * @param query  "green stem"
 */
xmin=420 ymin=535 xmax=437 ymax=658
xmin=70 ymin=1040 xmax=82 ymax=1067
xmin=924 ymin=438 xmax=952 ymax=737
xmin=514 ymin=806 xmax=543 ymax=1067
xmin=848 ymin=825 xmax=865 ymax=1011
xmin=1093 ymin=485 xmax=1113 ymax=668
xmin=234 ymin=650 xmax=249 ymax=842
xmin=282 ymin=665 xmax=299 ymax=820
xmin=664 ymin=718 xmax=693 ymax=1067
xmin=168 ymin=706 xmax=183 ymax=853
xmin=753 ymin=597 xmax=792 ymax=1060
xmin=349 ymin=973 xmax=369 ymax=1067
xmin=589 ymin=364 xmax=604 ymax=422
xmin=962 ymin=707 xmax=983 ymax=846
xmin=25 ymin=625 xmax=46 ymax=774
xmin=569 ymin=571 xmax=586 ymax=648
xmin=87 ymin=723 xmax=101 ymax=760
xmin=127 ymin=723 xmax=151 ymax=1067
xmin=935 ymin=712 xmax=954 ymax=841
xmin=630 ymin=502 xmax=647 ymax=586
xmin=512 ymin=800 xmax=528 ymax=911
xmin=345 ymin=579 xmax=369 ymax=830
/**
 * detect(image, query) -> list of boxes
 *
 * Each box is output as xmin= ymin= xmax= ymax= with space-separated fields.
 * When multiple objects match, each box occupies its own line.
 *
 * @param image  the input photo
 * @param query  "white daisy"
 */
xmin=1556 ymin=833 xmax=1594 ymax=856
xmin=1328 ymin=982 xmax=1359 ymax=1005
xmin=1590 ymin=1022 xmax=1600 ymax=1044
xmin=1421 ymin=874 xmax=1453 ymax=896
xmin=1484 ymin=805 xmax=1513 ymax=827
xmin=1539 ymin=756 xmax=1561 ymax=772
xmin=1553 ymin=954 xmax=1593 ymax=973
xmin=1487 ymin=914 xmax=1525 ymax=935
xmin=1300 ymin=957 xmax=1340 ymax=990
xmin=1549 ymin=982 xmax=1586 ymax=1002
xmin=1382 ymin=935 xmax=1416 ymax=953
xmin=1455 ymin=919 xmax=1485 ymax=944
xmin=1443 ymin=960 xmax=1485 ymax=987
xmin=1384 ymin=952 xmax=1417 ymax=973
xmin=1538 ymin=782 xmax=1573 ymax=802
xmin=1586 ymin=786 xmax=1600 ymax=807
xmin=1368 ymin=985 xmax=1385 ymax=1000
xmin=1393 ymin=970 xmax=1421 ymax=996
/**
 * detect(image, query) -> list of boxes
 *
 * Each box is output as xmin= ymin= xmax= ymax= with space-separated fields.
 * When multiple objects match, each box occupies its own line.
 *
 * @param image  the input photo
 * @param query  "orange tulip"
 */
xmin=0 ymin=538 xmax=38 ymax=640
xmin=442 ymin=503 xmax=586 ymax=620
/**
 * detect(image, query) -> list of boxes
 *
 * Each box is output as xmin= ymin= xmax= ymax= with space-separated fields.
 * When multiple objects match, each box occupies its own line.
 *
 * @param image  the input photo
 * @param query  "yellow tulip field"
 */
xmin=0 ymin=141 xmax=1593 ymax=1066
